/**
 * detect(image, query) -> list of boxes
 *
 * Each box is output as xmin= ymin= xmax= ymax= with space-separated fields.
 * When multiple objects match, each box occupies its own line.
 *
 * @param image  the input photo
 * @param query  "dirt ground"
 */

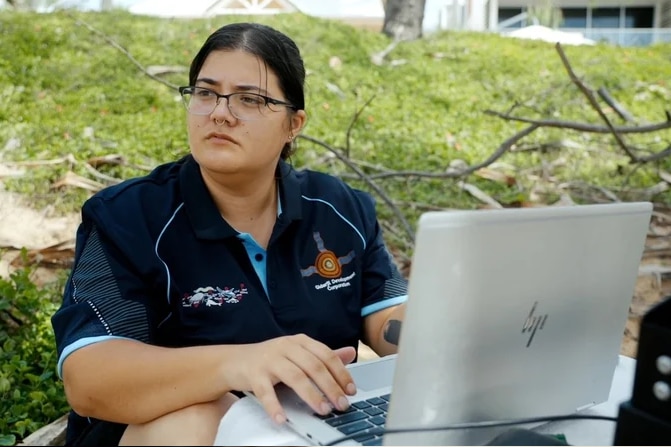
xmin=1 ymin=190 xmax=669 ymax=361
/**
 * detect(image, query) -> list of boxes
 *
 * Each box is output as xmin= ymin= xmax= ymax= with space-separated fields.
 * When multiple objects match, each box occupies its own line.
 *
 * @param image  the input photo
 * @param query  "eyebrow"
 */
xmin=194 ymin=78 xmax=270 ymax=96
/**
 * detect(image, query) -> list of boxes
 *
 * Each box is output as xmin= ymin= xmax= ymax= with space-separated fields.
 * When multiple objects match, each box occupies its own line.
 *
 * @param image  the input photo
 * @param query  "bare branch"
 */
xmin=458 ymin=181 xmax=502 ymax=208
xmin=638 ymin=146 xmax=671 ymax=163
xmin=559 ymin=181 xmax=622 ymax=202
xmin=297 ymin=134 xmax=415 ymax=241
xmin=371 ymin=39 xmax=400 ymax=66
xmin=81 ymin=163 xmax=122 ymax=185
xmin=483 ymin=110 xmax=671 ymax=134
xmin=345 ymin=94 xmax=377 ymax=158
xmin=598 ymin=87 xmax=636 ymax=123
xmin=350 ymin=124 xmax=540 ymax=180
xmin=68 ymin=13 xmax=179 ymax=91
xmin=555 ymin=43 xmax=637 ymax=161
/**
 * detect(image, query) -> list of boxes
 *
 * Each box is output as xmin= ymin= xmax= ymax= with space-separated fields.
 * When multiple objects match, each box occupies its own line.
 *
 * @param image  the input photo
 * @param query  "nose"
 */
xmin=210 ymin=96 xmax=237 ymax=123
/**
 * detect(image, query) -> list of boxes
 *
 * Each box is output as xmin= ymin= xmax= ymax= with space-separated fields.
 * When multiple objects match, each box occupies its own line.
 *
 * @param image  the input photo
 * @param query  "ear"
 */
xmin=289 ymin=109 xmax=307 ymax=139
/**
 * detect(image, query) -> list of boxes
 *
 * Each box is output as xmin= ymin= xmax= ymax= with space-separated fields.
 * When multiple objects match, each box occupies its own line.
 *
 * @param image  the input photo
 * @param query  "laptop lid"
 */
xmin=384 ymin=202 xmax=652 ymax=446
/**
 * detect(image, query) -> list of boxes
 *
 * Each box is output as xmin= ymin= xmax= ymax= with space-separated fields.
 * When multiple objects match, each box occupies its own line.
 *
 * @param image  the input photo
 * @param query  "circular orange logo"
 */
xmin=315 ymin=250 xmax=341 ymax=278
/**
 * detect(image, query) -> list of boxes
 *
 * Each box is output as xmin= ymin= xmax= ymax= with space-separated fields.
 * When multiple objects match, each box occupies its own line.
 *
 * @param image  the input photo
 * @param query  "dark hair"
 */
xmin=189 ymin=22 xmax=305 ymax=160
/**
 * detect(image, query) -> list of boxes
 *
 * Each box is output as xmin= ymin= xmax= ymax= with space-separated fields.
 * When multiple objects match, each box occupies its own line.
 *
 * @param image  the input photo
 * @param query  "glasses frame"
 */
xmin=178 ymin=86 xmax=297 ymax=120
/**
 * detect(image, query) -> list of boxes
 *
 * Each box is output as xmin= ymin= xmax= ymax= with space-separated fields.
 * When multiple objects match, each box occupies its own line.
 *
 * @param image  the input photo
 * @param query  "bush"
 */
xmin=0 ymin=261 xmax=69 ymax=446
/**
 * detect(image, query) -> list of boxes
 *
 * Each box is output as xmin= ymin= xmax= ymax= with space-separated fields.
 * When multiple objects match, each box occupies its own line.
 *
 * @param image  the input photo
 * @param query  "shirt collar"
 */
xmin=180 ymin=156 xmax=302 ymax=240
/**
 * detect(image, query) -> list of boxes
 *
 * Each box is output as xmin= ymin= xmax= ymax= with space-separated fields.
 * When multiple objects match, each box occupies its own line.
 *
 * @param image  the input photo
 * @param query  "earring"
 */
xmin=288 ymin=133 xmax=294 ymax=143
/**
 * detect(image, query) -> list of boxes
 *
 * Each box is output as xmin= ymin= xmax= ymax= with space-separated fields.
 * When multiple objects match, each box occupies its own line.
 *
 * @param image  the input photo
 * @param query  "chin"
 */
xmin=191 ymin=149 xmax=241 ymax=173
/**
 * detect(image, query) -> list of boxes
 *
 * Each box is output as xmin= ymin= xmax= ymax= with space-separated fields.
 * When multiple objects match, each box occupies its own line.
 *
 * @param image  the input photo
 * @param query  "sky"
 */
xmin=38 ymin=0 xmax=450 ymax=30
xmin=46 ymin=0 xmax=386 ymax=17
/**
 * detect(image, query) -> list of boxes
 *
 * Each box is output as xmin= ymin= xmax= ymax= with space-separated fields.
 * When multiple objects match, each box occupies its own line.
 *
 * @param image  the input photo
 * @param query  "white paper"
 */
xmin=213 ymin=396 xmax=310 ymax=446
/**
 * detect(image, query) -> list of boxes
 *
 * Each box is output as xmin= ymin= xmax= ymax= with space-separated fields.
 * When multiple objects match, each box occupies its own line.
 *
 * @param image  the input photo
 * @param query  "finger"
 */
xmin=272 ymin=357 xmax=333 ymax=416
xmin=334 ymin=346 xmax=357 ymax=365
xmin=252 ymin=378 xmax=287 ymax=425
xmin=288 ymin=341 xmax=355 ymax=410
xmin=299 ymin=338 xmax=356 ymax=396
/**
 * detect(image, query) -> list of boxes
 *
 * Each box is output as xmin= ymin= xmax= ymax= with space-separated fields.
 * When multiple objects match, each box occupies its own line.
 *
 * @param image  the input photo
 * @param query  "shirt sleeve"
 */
xmin=51 ymin=204 xmax=164 ymax=377
xmin=355 ymin=192 xmax=408 ymax=317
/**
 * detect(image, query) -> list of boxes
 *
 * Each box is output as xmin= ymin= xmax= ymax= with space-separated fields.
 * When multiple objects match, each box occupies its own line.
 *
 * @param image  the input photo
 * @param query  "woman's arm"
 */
xmin=63 ymin=334 xmax=357 ymax=425
xmin=62 ymin=339 xmax=232 ymax=424
xmin=362 ymin=303 xmax=406 ymax=357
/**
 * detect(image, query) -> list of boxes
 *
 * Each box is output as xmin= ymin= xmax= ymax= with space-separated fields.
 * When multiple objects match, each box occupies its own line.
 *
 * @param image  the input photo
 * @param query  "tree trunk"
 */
xmin=4 ymin=0 xmax=24 ymax=9
xmin=382 ymin=0 xmax=427 ymax=41
xmin=101 ymin=0 xmax=113 ymax=10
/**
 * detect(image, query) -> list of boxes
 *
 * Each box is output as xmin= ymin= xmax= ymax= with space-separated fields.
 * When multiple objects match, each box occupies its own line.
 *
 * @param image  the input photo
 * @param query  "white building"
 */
xmin=442 ymin=0 xmax=671 ymax=45
xmin=16 ymin=0 xmax=671 ymax=45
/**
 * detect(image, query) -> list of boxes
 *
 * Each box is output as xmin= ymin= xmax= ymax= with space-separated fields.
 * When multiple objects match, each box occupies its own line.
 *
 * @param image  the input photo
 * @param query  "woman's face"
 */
xmin=186 ymin=49 xmax=305 ymax=177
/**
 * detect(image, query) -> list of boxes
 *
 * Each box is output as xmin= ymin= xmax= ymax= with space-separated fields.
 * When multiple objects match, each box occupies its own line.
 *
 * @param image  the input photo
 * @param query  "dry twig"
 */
xmin=298 ymin=134 xmax=415 ymax=241
xmin=68 ymin=13 xmax=179 ymax=91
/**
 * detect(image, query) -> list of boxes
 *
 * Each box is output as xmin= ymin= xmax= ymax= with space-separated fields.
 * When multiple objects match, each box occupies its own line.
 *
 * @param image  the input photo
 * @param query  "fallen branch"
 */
xmin=370 ymin=39 xmax=400 ymax=66
xmin=486 ymin=45 xmax=671 ymax=165
xmin=68 ymin=13 xmax=179 ymax=91
xmin=558 ymin=181 xmax=622 ymax=203
xmin=483 ymin=110 xmax=671 ymax=134
xmin=458 ymin=181 xmax=503 ymax=208
xmin=598 ymin=87 xmax=636 ymax=123
xmin=298 ymin=134 xmax=415 ymax=241
xmin=340 ymin=124 xmax=540 ymax=180
xmin=345 ymin=94 xmax=377 ymax=158
xmin=555 ymin=43 xmax=637 ymax=162
xmin=82 ymin=162 xmax=123 ymax=185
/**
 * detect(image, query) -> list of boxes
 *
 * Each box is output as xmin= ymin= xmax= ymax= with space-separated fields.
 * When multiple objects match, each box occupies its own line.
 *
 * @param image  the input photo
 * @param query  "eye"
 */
xmin=237 ymin=94 xmax=265 ymax=106
xmin=195 ymin=88 xmax=216 ymax=98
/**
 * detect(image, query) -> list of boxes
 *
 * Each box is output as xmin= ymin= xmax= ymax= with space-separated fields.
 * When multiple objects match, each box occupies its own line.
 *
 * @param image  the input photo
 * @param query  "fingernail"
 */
xmin=320 ymin=402 xmax=332 ymax=415
xmin=338 ymin=396 xmax=350 ymax=411
xmin=274 ymin=413 xmax=286 ymax=424
xmin=346 ymin=383 xmax=357 ymax=395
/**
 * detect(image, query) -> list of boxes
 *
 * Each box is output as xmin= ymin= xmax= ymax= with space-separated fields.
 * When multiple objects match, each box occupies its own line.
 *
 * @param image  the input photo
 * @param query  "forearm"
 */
xmin=62 ymin=338 xmax=241 ymax=424
xmin=370 ymin=303 xmax=406 ymax=357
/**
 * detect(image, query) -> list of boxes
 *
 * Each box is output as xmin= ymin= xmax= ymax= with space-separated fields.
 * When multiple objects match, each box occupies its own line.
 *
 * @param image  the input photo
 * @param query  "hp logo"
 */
xmin=522 ymin=302 xmax=548 ymax=347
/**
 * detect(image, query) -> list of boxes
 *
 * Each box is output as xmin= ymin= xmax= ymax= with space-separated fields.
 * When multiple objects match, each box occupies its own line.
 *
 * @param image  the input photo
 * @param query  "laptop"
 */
xmin=250 ymin=202 xmax=653 ymax=446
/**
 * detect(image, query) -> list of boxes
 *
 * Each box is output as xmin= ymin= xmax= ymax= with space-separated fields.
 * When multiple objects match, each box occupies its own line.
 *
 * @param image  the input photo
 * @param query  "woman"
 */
xmin=51 ymin=22 xmax=407 ymax=446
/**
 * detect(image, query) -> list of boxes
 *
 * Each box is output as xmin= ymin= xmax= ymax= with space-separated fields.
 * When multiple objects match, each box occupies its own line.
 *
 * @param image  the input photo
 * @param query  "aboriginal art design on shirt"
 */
xmin=181 ymin=285 xmax=248 ymax=307
xmin=300 ymin=231 xmax=355 ymax=280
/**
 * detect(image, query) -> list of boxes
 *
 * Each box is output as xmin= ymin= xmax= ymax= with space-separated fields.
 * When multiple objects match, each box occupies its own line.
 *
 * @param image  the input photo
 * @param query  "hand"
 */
xmin=226 ymin=334 xmax=357 ymax=424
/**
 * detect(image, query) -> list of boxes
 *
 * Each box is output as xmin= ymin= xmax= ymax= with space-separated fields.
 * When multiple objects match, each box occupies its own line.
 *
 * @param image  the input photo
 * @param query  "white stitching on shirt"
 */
xmin=70 ymin=277 xmax=78 ymax=303
xmin=155 ymin=203 xmax=184 ymax=305
xmin=300 ymin=196 xmax=366 ymax=250
xmin=86 ymin=301 xmax=112 ymax=335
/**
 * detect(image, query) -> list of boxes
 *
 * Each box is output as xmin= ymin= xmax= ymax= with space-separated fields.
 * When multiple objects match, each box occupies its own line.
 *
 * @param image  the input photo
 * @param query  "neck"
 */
xmin=200 ymin=167 xmax=278 ymax=227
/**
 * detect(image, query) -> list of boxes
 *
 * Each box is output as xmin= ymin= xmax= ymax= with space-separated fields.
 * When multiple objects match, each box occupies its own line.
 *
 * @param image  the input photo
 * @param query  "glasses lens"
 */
xmin=228 ymin=93 xmax=267 ymax=121
xmin=180 ymin=89 xmax=276 ymax=120
xmin=183 ymin=87 xmax=217 ymax=115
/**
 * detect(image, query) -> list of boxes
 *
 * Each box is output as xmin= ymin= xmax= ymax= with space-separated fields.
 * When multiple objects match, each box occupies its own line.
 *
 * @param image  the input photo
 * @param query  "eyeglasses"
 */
xmin=178 ymin=86 xmax=296 ymax=121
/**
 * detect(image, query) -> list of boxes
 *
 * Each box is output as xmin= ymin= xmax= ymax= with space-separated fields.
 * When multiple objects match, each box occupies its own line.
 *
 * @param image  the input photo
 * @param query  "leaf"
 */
xmin=0 ymin=164 xmax=25 ymax=179
xmin=0 ymin=434 xmax=16 ymax=446
xmin=145 ymin=65 xmax=188 ymax=76
xmin=87 ymin=154 xmax=126 ymax=168
xmin=50 ymin=171 xmax=104 ymax=192
xmin=10 ymin=240 xmax=76 ymax=269
xmin=475 ymin=167 xmax=517 ymax=186
xmin=659 ymin=170 xmax=671 ymax=184
xmin=457 ymin=181 xmax=503 ymax=208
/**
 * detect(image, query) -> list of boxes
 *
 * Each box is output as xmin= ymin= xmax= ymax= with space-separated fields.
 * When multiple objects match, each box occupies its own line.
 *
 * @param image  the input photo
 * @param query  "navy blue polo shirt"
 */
xmin=52 ymin=155 xmax=408 ymax=378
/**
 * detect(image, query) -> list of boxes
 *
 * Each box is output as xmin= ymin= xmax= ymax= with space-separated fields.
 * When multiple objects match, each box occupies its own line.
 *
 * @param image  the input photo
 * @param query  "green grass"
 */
xmin=1 ymin=9 xmax=671 ymax=247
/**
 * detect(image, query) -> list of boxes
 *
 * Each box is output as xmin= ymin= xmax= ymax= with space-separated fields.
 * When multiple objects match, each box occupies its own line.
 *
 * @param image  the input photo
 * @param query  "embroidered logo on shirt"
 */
xmin=301 ymin=232 xmax=356 ymax=291
xmin=181 ymin=285 xmax=248 ymax=308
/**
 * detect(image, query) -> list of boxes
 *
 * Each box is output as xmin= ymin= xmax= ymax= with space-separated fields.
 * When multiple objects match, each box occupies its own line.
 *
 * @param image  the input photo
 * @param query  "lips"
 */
xmin=206 ymin=132 xmax=238 ymax=144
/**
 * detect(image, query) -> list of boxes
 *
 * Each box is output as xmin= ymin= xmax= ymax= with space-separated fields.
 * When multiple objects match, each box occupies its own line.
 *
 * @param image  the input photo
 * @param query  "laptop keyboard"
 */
xmin=316 ymin=393 xmax=390 ymax=446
